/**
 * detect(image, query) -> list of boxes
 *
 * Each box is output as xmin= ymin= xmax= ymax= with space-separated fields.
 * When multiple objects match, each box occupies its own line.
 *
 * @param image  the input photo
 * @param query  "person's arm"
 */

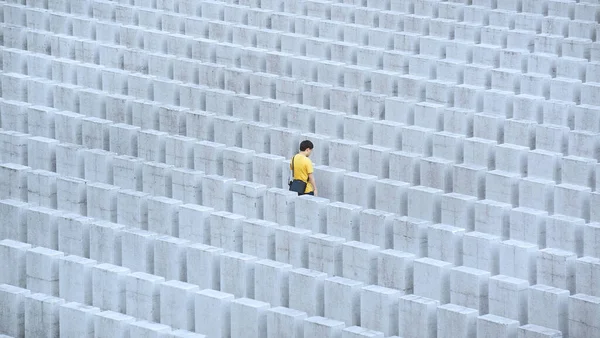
xmin=307 ymin=173 xmax=317 ymax=196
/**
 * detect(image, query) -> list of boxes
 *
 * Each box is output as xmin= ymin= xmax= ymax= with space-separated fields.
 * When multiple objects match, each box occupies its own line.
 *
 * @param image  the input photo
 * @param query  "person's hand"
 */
xmin=313 ymin=189 xmax=318 ymax=196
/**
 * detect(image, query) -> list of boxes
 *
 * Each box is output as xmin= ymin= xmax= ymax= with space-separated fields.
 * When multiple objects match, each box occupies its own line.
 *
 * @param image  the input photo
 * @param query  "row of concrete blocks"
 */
xmin=1 ymin=282 xmax=587 ymax=338
xmin=3 ymin=89 xmax=600 ymax=184
xmin=1 ymin=164 xmax=600 ymax=296
xmin=3 ymin=184 xmax=600 ymax=293
xmin=3 ymin=1 xmax=599 ymax=83
xmin=0 ymin=284 xmax=395 ymax=338
xmin=4 ymin=38 xmax=599 ymax=126
xmin=29 ymin=0 xmax=600 ymax=22
xmin=17 ymin=0 xmax=600 ymax=49
xmin=1 ymin=237 xmax=599 ymax=337
xmin=5 ymin=50 xmax=600 ymax=137
xmin=1 ymin=286 xmax=207 ymax=337
xmin=0 ymin=118 xmax=599 ymax=236
xmin=2 ymin=125 xmax=599 ymax=224
xmin=4 ymin=12 xmax=600 ymax=91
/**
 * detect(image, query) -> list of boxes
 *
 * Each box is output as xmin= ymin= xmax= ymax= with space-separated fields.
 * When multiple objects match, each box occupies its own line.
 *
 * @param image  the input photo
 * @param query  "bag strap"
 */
xmin=291 ymin=154 xmax=302 ymax=182
xmin=291 ymin=154 xmax=295 ymax=178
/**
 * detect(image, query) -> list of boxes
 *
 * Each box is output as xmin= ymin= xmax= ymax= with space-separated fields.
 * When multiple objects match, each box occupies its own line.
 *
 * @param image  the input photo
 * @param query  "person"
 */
xmin=290 ymin=140 xmax=317 ymax=196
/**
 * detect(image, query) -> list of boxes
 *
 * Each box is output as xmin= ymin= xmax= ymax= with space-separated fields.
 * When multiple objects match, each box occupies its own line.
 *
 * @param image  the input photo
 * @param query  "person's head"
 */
xmin=299 ymin=140 xmax=314 ymax=156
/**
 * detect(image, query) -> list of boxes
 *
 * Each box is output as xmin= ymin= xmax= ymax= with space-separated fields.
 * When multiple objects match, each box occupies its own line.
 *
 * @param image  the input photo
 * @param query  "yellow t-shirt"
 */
xmin=290 ymin=154 xmax=314 ymax=193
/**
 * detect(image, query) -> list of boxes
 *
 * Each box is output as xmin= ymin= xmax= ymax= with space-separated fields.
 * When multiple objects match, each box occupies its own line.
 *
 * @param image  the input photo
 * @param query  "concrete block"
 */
xmin=342 ymin=326 xmax=384 ymax=338
xmin=576 ymin=256 xmax=600 ymax=297
xmin=289 ymin=268 xmax=327 ymax=317
xmin=546 ymin=214 xmax=585 ymax=257
xmin=276 ymin=225 xmax=311 ymax=268
xmin=24 ymin=292 xmax=65 ymax=338
xmin=193 ymin=141 xmax=224 ymax=176
xmin=92 ymin=263 xmax=130 ymax=313
xmin=568 ymin=293 xmax=600 ymax=338
xmin=160 ymin=280 xmax=198 ymax=331
xmin=407 ymin=186 xmax=443 ymax=224
xmin=360 ymin=285 xmax=401 ymax=336
xmin=232 ymin=181 xmax=266 ymax=219
xmin=561 ymin=155 xmax=595 ymax=189
xmin=427 ymin=223 xmax=465 ymax=266
xmin=94 ymin=311 xmax=136 ymax=338
xmin=142 ymin=162 xmax=174 ymax=198
xmin=359 ymin=209 xmax=394 ymax=249
xmin=254 ymin=259 xmax=291 ymax=307
xmin=0 ymin=240 xmax=31 ymax=288
xmin=326 ymin=202 xmax=362 ymax=241
xmin=437 ymin=303 xmax=478 ymax=338
xmin=474 ymin=199 xmax=511 ymax=239
xmin=519 ymin=177 xmax=556 ymax=214
xmin=27 ymin=169 xmax=58 ymax=209
xmin=0 ymin=131 xmax=29 ymax=166
xmin=109 ymin=123 xmax=139 ymax=157
xmin=450 ymin=265 xmax=490 ymax=314
xmin=194 ymin=289 xmax=233 ymax=338
xmin=440 ymin=193 xmax=477 ymax=230
xmin=147 ymin=196 xmax=182 ymax=237
xmin=554 ymin=183 xmax=591 ymax=221
xmin=83 ymin=149 xmax=114 ymax=185
xmin=463 ymin=231 xmax=501 ymax=274
xmin=230 ymin=298 xmax=270 ymax=338
xmin=86 ymin=182 xmax=119 ymax=223
xmin=57 ymin=213 xmax=92 ymax=257
xmin=537 ymin=248 xmax=577 ymax=293
xmin=178 ymin=204 xmax=213 ymax=244
xmin=129 ymin=320 xmax=171 ymax=338
xmin=81 ymin=117 xmax=111 ymax=151
xmin=58 ymin=255 xmax=96 ymax=305
xmin=0 ymin=284 xmax=30 ymax=338
xmin=27 ymin=106 xmax=56 ymax=139
xmin=220 ymin=251 xmax=257 ymax=299
xmin=264 ymin=188 xmax=296 ymax=226
xmin=0 ymin=200 xmax=28 ymax=243
xmin=59 ymin=302 xmax=101 ymax=338
xmin=393 ymin=216 xmax=429 ymax=258
xmin=343 ymin=172 xmax=377 ymax=209
xmin=138 ymin=130 xmax=167 ymax=163
xmin=202 ymin=175 xmax=234 ymax=212
xmin=89 ymin=221 xmax=124 ymax=266
xmin=528 ymin=284 xmax=569 ymax=335
xmin=267 ymin=306 xmax=307 ymax=338
xmin=0 ymin=163 xmax=29 ymax=202
xmin=154 ymin=236 xmax=190 ymax=281
xmin=499 ymin=240 xmax=539 ymax=285
xmin=303 ymin=316 xmax=345 ymax=338
xmin=295 ymin=195 xmax=329 ymax=233
xmin=398 ymin=294 xmax=439 ymax=338
xmin=253 ymin=154 xmax=285 ymax=188
xmin=314 ymin=165 xmax=345 ymax=202
xmin=243 ymin=219 xmax=277 ymax=260
xmin=308 ymin=233 xmax=345 ymax=276
xmin=124 ymin=272 xmax=164 ymax=323
xmin=414 ymin=257 xmax=452 ymax=304
xmin=116 ymin=189 xmax=149 ymax=229
xmin=329 ymin=139 xmax=360 ymax=173
xmin=584 ymin=222 xmax=600 ymax=258
xmin=342 ymin=241 xmax=379 ymax=285
xmin=27 ymin=206 xmax=63 ymax=250
xmin=184 ymin=243 xmax=222 ymax=290
xmin=323 ymin=276 xmax=363 ymax=327
xmin=210 ymin=211 xmax=246 ymax=252
xmin=112 ymin=155 xmax=144 ymax=191
xmin=489 ymin=275 xmax=530 ymax=324
xmin=358 ymin=145 xmax=390 ymax=178
xmin=121 ymin=228 xmax=158 ymax=274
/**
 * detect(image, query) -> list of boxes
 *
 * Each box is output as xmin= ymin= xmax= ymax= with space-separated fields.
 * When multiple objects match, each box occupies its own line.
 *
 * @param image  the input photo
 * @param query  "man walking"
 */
xmin=289 ymin=140 xmax=317 ymax=196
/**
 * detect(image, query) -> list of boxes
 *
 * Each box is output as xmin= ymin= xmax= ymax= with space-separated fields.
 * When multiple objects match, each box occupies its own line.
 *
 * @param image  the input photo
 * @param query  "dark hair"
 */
xmin=299 ymin=140 xmax=314 ymax=151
